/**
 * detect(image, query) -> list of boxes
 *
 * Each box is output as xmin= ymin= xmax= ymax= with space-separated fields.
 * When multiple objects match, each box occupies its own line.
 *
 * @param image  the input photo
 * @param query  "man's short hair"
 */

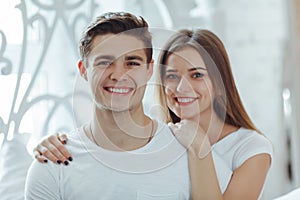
xmin=79 ymin=12 xmax=153 ymax=65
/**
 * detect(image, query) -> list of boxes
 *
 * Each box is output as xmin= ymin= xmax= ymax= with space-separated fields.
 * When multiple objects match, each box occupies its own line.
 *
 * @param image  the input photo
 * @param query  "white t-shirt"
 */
xmin=212 ymin=127 xmax=273 ymax=196
xmin=25 ymin=122 xmax=191 ymax=200
xmin=25 ymin=125 xmax=272 ymax=200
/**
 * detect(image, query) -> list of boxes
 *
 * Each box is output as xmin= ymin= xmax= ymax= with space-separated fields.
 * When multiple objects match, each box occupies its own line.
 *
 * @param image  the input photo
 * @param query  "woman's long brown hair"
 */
xmin=155 ymin=29 xmax=259 ymax=132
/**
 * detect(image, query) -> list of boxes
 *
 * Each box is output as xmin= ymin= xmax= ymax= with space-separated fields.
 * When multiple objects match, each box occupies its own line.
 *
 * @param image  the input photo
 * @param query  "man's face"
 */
xmin=82 ymin=33 xmax=153 ymax=112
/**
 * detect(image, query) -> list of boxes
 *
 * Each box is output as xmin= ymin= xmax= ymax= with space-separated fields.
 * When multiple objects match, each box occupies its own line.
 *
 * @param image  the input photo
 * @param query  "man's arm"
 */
xmin=25 ymin=160 xmax=61 ymax=200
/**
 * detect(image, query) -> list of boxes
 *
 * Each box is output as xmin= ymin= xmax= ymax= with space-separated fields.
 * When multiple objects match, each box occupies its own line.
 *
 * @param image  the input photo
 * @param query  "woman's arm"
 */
xmin=222 ymin=153 xmax=271 ymax=199
xmin=169 ymin=120 xmax=223 ymax=199
xmin=34 ymin=133 xmax=72 ymax=165
xmin=188 ymin=150 xmax=222 ymax=200
xmin=188 ymin=148 xmax=270 ymax=200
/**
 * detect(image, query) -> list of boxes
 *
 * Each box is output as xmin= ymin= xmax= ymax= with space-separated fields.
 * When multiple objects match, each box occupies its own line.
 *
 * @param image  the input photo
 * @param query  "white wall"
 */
xmin=214 ymin=0 xmax=289 ymax=199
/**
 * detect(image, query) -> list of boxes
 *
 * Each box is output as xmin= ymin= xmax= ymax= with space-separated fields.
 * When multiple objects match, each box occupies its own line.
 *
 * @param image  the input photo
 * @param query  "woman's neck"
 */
xmin=198 ymin=111 xmax=239 ymax=145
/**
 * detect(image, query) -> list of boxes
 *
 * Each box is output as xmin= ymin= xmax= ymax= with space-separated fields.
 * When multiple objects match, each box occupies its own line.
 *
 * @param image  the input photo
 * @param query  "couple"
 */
xmin=26 ymin=12 xmax=272 ymax=200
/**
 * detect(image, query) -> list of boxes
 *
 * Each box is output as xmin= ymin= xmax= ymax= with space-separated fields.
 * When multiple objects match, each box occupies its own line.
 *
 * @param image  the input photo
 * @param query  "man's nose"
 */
xmin=109 ymin=62 xmax=129 ymax=81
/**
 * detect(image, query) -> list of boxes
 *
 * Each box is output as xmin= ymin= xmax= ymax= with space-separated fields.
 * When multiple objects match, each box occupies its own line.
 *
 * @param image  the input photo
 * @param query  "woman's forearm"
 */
xmin=188 ymin=138 xmax=223 ymax=200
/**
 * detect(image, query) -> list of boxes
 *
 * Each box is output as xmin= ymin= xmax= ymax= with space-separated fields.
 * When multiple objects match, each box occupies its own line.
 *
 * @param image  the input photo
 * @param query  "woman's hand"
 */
xmin=34 ymin=133 xmax=72 ymax=165
xmin=169 ymin=119 xmax=223 ymax=199
xmin=168 ymin=119 xmax=211 ymax=159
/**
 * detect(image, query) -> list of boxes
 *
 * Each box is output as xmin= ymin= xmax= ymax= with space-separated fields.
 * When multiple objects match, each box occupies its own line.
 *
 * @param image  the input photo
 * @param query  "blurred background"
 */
xmin=0 ymin=0 xmax=299 ymax=199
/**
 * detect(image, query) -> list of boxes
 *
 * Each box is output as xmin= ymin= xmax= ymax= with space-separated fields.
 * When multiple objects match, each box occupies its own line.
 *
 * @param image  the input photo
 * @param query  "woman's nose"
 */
xmin=176 ymin=77 xmax=192 ymax=93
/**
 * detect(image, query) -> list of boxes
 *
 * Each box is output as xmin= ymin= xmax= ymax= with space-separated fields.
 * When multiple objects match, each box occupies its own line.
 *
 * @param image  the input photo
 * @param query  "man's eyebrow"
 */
xmin=125 ymin=55 xmax=144 ymax=62
xmin=93 ymin=55 xmax=115 ymax=63
xmin=166 ymin=69 xmax=178 ymax=73
xmin=188 ymin=67 xmax=207 ymax=71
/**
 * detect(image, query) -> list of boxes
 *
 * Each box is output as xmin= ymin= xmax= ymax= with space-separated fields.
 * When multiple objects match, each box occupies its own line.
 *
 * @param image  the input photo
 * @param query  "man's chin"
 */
xmin=95 ymin=103 xmax=132 ymax=113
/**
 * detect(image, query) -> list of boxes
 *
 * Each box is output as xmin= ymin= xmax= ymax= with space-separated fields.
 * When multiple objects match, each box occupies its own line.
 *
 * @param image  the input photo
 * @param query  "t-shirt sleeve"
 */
xmin=25 ymin=160 xmax=61 ymax=200
xmin=232 ymin=134 xmax=273 ymax=170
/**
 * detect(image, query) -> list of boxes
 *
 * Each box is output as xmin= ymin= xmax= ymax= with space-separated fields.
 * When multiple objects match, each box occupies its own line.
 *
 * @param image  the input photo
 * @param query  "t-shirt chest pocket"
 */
xmin=137 ymin=191 xmax=179 ymax=200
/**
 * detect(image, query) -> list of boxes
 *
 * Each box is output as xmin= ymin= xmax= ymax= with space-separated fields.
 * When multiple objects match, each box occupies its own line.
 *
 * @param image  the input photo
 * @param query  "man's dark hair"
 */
xmin=79 ymin=12 xmax=153 ymax=65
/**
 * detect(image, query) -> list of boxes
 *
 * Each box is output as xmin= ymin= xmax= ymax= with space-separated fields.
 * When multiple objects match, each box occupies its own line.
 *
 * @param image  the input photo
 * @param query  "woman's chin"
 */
xmin=178 ymin=114 xmax=199 ymax=122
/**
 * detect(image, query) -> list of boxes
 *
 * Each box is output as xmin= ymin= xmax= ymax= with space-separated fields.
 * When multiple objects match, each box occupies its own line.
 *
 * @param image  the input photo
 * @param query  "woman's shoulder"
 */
xmin=233 ymin=128 xmax=272 ymax=149
xmin=213 ymin=128 xmax=273 ymax=170
xmin=216 ymin=128 xmax=271 ymax=149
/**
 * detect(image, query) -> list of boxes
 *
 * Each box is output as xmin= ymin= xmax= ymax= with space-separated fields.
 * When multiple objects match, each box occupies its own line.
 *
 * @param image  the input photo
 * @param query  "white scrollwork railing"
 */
xmin=0 ymin=0 xmax=97 ymax=149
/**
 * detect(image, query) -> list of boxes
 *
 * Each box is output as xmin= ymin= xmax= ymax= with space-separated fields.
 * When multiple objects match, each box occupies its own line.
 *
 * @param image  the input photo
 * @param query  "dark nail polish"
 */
xmin=57 ymin=160 xmax=62 ymax=164
xmin=62 ymin=140 xmax=67 ymax=144
xmin=68 ymin=157 xmax=73 ymax=161
xmin=64 ymin=161 xmax=69 ymax=165
xmin=44 ymin=160 xmax=48 ymax=163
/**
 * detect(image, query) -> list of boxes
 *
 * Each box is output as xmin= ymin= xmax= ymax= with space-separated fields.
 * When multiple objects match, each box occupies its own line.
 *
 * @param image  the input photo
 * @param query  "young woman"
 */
xmin=155 ymin=29 xmax=272 ymax=199
xmin=34 ymin=29 xmax=272 ymax=199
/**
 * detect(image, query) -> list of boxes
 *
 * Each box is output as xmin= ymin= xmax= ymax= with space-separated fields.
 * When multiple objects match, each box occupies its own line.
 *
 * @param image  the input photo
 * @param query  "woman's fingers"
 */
xmin=168 ymin=120 xmax=201 ymax=149
xmin=34 ymin=133 xmax=72 ymax=165
xmin=58 ymin=133 xmax=68 ymax=144
xmin=49 ymin=134 xmax=73 ymax=162
xmin=169 ymin=120 xmax=212 ymax=158
xmin=36 ymin=142 xmax=68 ymax=165
xmin=167 ymin=122 xmax=180 ymax=133
xmin=34 ymin=144 xmax=57 ymax=164
xmin=33 ymin=148 xmax=48 ymax=163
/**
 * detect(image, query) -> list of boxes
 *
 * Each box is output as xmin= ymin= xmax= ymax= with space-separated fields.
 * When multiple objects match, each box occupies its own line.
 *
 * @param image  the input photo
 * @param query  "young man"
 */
xmin=25 ymin=12 xmax=190 ymax=200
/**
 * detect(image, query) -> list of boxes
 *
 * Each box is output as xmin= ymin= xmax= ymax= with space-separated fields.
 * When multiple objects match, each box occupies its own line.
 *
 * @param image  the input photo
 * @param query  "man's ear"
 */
xmin=78 ymin=60 xmax=88 ymax=81
xmin=147 ymin=59 xmax=154 ymax=81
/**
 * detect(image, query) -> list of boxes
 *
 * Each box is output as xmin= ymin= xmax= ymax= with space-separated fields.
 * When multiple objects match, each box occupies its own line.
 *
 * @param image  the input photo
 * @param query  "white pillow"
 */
xmin=273 ymin=188 xmax=300 ymax=200
xmin=0 ymin=133 xmax=33 ymax=200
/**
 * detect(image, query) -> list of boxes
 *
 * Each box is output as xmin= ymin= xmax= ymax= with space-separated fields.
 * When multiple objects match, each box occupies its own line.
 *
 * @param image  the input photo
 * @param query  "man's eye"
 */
xmin=192 ymin=72 xmax=204 ymax=78
xmin=165 ymin=74 xmax=178 ymax=80
xmin=96 ymin=61 xmax=112 ymax=66
xmin=127 ymin=61 xmax=140 ymax=67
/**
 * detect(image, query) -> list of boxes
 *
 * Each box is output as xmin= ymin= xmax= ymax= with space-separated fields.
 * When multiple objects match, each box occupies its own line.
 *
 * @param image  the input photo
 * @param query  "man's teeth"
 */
xmin=177 ymin=98 xmax=195 ymax=103
xmin=108 ymin=88 xmax=130 ymax=93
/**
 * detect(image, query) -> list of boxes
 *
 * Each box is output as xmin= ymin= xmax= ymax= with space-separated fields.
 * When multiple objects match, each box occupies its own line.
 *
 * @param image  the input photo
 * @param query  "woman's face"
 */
xmin=163 ymin=47 xmax=214 ymax=121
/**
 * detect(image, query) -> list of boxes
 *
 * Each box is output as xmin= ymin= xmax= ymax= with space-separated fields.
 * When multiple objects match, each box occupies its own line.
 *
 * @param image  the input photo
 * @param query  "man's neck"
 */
xmin=88 ymin=105 xmax=155 ymax=151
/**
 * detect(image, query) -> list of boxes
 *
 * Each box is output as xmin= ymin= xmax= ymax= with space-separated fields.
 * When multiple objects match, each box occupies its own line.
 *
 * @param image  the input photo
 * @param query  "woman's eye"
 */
xmin=192 ymin=72 xmax=204 ymax=78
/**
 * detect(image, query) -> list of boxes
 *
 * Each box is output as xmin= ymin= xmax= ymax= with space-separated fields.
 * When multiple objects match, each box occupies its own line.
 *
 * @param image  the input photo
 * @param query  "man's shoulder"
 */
xmin=150 ymin=121 xmax=175 ymax=143
xmin=66 ymin=127 xmax=81 ymax=139
xmin=64 ymin=126 xmax=86 ymax=147
xmin=28 ymin=156 xmax=61 ymax=175
xmin=25 ymin=160 xmax=61 ymax=199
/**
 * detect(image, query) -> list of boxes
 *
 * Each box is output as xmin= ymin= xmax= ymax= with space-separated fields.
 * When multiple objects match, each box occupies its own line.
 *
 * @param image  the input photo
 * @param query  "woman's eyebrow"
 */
xmin=188 ymin=67 xmax=207 ymax=71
